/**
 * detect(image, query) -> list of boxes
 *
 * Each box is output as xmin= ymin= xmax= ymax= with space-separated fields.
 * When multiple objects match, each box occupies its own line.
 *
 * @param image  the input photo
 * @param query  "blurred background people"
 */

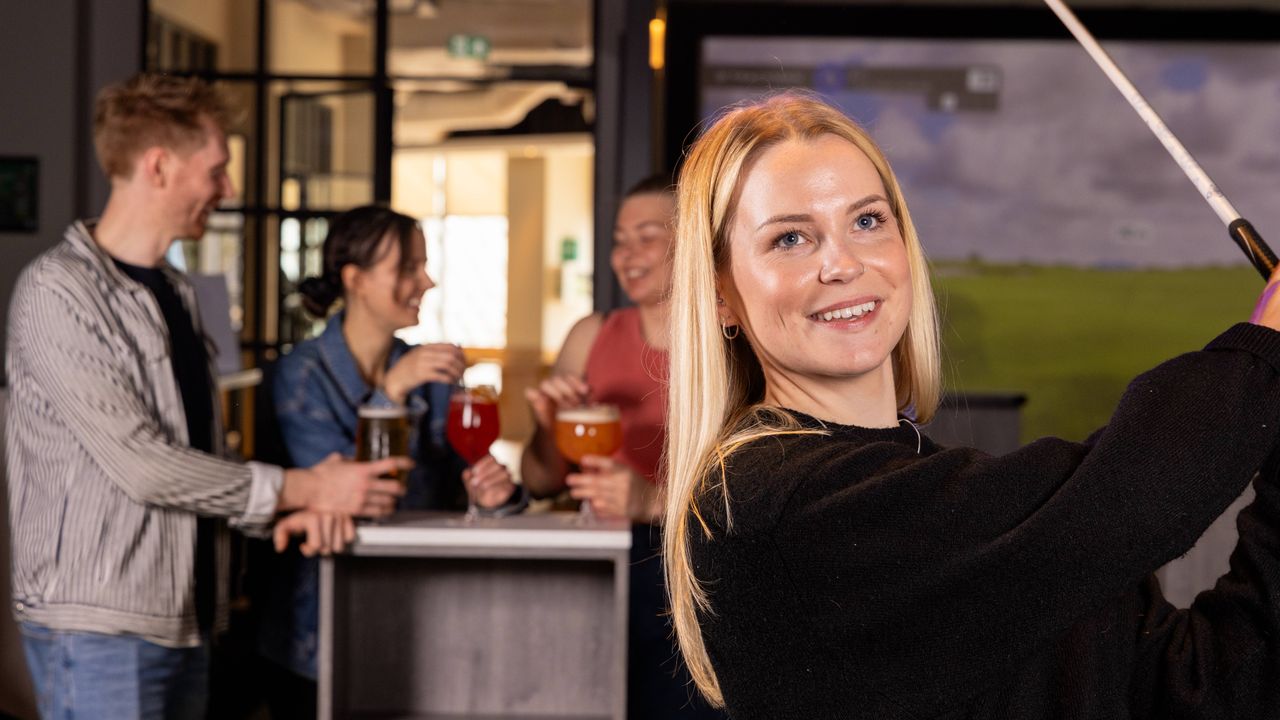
xmin=5 ymin=73 xmax=401 ymax=720
xmin=521 ymin=176 xmax=724 ymax=719
xmin=257 ymin=204 xmax=526 ymax=718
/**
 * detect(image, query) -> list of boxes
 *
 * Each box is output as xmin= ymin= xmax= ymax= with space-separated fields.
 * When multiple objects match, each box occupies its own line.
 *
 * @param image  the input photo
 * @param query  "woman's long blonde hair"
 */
xmin=663 ymin=92 xmax=941 ymax=705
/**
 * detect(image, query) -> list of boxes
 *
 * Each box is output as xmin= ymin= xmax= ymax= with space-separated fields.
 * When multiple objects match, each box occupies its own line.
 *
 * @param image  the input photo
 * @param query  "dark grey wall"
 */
xmin=0 ymin=1 xmax=79 ymax=389
xmin=593 ymin=0 xmax=662 ymax=313
xmin=0 ymin=0 xmax=141 ymax=386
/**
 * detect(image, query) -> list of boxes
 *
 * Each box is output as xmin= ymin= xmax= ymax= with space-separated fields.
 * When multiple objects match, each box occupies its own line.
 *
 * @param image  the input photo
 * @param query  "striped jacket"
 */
xmin=5 ymin=222 xmax=282 ymax=648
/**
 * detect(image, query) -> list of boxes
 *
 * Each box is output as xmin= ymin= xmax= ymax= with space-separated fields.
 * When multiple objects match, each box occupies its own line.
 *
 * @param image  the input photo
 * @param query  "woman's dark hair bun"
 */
xmin=298 ymin=275 xmax=341 ymax=318
xmin=297 ymin=204 xmax=420 ymax=320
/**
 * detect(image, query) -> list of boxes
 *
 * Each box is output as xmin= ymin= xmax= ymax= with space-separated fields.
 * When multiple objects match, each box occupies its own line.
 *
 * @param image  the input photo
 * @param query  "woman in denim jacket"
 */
xmin=258 ymin=205 xmax=527 ymax=716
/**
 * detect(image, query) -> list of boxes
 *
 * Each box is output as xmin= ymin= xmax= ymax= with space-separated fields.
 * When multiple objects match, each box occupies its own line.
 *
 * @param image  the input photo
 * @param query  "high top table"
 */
xmin=319 ymin=511 xmax=632 ymax=720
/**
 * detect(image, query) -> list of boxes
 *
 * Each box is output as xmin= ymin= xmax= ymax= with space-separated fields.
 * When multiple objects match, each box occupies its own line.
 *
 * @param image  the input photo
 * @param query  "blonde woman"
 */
xmin=664 ymin=92 xmax=1280 ymax=719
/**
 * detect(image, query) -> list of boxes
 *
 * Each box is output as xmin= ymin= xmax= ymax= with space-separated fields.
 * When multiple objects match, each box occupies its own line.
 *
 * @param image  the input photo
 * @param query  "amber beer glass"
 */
xmin=355 ymin=405 xmax=410 ymax=486
xmin=554 ymin=404 xmax=622 ymax=464
xmin=555 ymin=404 xmax=622 ymax=519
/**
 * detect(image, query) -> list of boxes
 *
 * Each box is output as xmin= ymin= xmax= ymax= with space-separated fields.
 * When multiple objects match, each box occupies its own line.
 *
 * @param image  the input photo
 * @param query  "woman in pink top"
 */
xmin=521 ymin=175 xmax=673 ymax=519
xmin=522 ymin=176 xmax=723 ymax=719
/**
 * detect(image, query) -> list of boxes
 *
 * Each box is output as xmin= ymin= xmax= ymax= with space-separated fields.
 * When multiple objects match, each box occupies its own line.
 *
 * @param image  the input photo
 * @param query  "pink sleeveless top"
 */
xmin=583 ymin=308 xmax=668 ymax=484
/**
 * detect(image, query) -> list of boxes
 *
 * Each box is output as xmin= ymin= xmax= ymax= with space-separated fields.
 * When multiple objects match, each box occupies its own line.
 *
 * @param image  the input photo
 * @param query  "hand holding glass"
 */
xmin=355 ymin=405 xmax=410 ymax=519
xmin=446 ymin=385 xmax=501 ymax=519
xmin=555 ymin=404 xmax=622 ymax=517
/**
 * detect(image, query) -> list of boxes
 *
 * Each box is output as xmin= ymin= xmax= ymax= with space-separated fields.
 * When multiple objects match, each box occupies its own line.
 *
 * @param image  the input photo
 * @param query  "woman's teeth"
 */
xmin=816 ymin=301 xmax=876 ymax=322
xmin=625 ymin=268 xmax=647 ymax=279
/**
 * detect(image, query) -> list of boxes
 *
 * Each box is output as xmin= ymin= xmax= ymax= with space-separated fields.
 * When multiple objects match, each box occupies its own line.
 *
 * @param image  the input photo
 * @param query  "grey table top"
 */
xmin=347 ymin=510 xmax=632 ymax=557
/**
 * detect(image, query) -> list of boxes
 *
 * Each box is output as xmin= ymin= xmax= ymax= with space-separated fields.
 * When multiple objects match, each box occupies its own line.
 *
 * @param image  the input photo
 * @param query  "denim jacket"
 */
xmin=258 ymin=311 xmax=468 ymax=679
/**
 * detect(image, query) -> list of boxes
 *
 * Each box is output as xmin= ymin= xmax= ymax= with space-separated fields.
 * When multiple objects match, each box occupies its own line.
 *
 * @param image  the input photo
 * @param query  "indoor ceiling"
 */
xmin=681 ymin=0 xmax=1280 ymax=7
xmin=288 ymin=0 xmax=591 ymax=143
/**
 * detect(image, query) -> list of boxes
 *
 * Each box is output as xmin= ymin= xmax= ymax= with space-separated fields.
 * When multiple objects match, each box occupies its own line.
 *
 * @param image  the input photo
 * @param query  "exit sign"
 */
xmin=448 ymin=34 xmax=491 ymax=60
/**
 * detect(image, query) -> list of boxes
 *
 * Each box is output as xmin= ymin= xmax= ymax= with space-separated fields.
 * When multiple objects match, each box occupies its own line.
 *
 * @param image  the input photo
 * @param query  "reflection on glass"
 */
xmin=147 ymin=0 xmax=258 ymax=73
xmin=279 ymin=87 xmax=375 ymax=211
xmin=279 ymin=216 xmax=331 ymax=344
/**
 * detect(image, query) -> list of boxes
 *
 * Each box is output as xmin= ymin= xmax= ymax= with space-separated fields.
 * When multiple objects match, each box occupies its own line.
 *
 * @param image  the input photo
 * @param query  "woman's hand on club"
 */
xmin=1250 ymin=266 xmax=1280 ymax=332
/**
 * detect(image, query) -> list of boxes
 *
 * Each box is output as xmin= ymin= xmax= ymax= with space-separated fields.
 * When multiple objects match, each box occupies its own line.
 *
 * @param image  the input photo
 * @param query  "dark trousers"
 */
xmin=261 ymin=661 xmax=316 ymax=720
xmin=628 ymin=525 xmax=727 ymax=720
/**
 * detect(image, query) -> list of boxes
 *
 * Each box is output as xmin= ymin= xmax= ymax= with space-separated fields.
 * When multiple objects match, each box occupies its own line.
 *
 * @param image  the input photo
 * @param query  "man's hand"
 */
xmin=272 ymin=511 xmax=356 ymax=557
xmin=281 ymin=452 xmax=410 ymax=518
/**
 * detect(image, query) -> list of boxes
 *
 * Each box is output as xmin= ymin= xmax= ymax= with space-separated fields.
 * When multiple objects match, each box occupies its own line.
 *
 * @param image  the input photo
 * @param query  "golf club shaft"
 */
xmin=1043 ymin=0 xmax=1276 ymax=278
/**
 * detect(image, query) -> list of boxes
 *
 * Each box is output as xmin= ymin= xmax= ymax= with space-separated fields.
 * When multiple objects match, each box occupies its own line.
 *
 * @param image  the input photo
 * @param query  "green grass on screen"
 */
xmin=932 ymin=262 xmax=1259 ymax=443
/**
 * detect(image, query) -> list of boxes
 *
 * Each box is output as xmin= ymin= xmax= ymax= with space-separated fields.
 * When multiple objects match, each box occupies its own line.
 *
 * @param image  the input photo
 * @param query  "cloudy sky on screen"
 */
xmin=702 ymin=38 xmax=1280 ymax=268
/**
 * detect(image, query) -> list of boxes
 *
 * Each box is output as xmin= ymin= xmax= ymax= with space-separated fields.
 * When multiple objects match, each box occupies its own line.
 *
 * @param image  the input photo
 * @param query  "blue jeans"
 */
xmin=19 ymin=623 xmax=209 ymax=720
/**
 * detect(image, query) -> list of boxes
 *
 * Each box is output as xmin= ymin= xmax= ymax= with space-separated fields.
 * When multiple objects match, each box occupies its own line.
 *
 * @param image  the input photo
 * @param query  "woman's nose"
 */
xmin=818 ymin=239 xmax=866 ymax=284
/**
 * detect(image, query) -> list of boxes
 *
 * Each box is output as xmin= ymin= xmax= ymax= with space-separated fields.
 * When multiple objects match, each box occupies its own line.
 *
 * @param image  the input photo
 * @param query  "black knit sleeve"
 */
xmin=764 ymin=323 xmax=1280 ymax=715
xmin=1126 ymin=448 xmax=1280 ymax=718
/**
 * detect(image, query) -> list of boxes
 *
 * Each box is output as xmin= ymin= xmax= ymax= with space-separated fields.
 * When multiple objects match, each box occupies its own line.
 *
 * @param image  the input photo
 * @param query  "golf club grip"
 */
xmin=1229 ymin=219 xmax=1278 ymax=280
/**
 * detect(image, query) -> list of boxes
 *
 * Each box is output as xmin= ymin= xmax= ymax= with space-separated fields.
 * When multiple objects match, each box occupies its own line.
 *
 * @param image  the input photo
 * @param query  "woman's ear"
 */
xmin=715 ymin=281 xmax=741 ymax=328
xmin=340 ymin=263 xmax=362 ymax=298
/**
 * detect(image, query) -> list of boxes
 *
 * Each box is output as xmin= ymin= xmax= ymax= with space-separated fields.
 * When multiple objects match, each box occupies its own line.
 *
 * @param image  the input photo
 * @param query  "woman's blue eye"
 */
xmin=856 ymin=213 xmax=880 ymax=230
xmin=776 ymin=231 xmax=802 ymax=248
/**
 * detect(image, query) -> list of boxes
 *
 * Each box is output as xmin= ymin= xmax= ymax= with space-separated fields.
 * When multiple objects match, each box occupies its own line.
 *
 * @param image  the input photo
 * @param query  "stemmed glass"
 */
xmin=554 ymin=403 xmax=622 ymax=520
xmin=446 ymin=384 xmax=501 ymax=521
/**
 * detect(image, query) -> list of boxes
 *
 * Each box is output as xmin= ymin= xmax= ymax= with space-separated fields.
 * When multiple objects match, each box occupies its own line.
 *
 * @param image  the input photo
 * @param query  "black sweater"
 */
xmin=690 ymin=323 xmax=1280 ymax=719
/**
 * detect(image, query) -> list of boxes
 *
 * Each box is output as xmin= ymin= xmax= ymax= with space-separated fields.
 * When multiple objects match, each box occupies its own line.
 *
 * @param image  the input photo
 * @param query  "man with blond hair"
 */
xmin=5 ymin=73 xmax=404 ymax=718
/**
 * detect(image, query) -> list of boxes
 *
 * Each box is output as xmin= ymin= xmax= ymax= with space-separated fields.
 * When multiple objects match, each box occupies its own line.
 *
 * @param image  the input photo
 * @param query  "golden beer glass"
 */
xmin=355 ymin=404 xmax=410 ymax=487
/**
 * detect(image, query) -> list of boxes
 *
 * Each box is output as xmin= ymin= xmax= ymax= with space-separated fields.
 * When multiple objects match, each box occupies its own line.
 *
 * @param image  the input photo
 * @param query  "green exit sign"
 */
xmin=448 ymin=34 xmax=491 ymax=60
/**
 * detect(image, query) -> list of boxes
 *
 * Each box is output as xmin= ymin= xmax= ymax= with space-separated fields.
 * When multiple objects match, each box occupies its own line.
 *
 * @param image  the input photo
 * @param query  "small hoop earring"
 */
xmin=721 ymin=323 xmax=740 ymax=340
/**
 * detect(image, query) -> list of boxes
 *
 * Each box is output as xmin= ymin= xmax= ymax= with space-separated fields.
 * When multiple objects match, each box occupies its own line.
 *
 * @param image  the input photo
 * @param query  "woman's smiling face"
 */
xmin=720 ymin=134 xmax=912 ymax=392
xmin=611 ymin=191 xmax=675 ymax=306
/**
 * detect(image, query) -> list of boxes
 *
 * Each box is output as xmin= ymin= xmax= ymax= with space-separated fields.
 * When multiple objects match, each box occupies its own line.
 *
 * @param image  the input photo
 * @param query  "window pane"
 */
xmin=269 ymin=0 xmax=374 ymax=76
xmin=148 ymin=0 xmax=258 ymax=73
xmin=278 ymin=215 xmax=331 ymax=345
xmin=274 ymin=82 xmax=375 ymax=211
xmin=398 ymin=215 xmax=508 ymax=350
xmin=177 ymin=81 xmax=262 ymax=207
